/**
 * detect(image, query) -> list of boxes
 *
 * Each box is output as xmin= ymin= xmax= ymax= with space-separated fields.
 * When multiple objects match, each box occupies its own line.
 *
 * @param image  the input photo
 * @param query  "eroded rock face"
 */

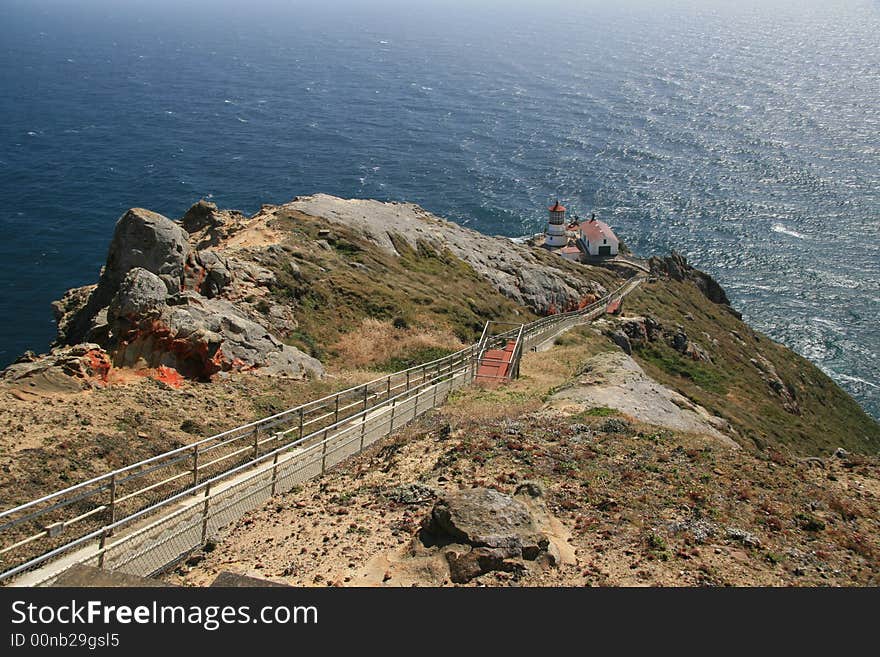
xmin=38 ymin=205 xmax=322 ymax=383
xmin=1 ymin=344 xmax=112 ymax=394
xmin=111 ymin=283 xmax=322 ymax=380
xmin=180 ymin=199 xmax=250 ymax=249
xmin=649 ymin=250 xmax=741 ymax=319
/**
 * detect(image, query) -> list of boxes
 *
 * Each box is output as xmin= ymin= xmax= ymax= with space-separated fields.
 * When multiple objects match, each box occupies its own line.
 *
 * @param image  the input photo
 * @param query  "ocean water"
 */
xmin=1 ymin=0 xmax=878 ymax=419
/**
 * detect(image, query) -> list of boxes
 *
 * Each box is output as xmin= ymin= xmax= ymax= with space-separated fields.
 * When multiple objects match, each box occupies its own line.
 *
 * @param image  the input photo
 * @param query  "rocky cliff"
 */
xmin=1 ymin=193 xmax=879 ymax=588
xmin=3 ymin=195 xmax=623 ymax=394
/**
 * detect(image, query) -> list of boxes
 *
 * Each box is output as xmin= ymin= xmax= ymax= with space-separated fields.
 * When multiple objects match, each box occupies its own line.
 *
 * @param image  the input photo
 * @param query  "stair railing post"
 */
xmin=191 ymin=445 xmax=199 ymax=490
xmin=270 ymin=452 xmax=280 ymax=496
xmin=97 ymin=529 xmax=108 ymax=569
xmin=200 ymin=484 xmax=211 ymax=544
xmin=108 ymin=473 xmax=117 ymax=535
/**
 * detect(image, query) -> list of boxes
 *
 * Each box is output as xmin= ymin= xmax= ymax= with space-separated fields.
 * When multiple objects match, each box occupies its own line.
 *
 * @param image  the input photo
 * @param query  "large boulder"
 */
xmin=104 ymin=208 xmax=191 ymax=294
xmin=180 ymin=199 xmax=220 ymax=233
xmin=429 ymin=488 xmax=546 ymax=553
xmin=56 ymin=208 xmax=191 ymax=345
xmin=421 ymin=487 xmax=557 ymax=583
xmin=108 ymin=268 xmax=168 ymax=321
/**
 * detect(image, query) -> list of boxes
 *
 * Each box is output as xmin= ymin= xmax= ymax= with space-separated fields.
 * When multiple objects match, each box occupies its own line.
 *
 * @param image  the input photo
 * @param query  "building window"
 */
xmin=603 ymin=239 xmax=607 ymax=244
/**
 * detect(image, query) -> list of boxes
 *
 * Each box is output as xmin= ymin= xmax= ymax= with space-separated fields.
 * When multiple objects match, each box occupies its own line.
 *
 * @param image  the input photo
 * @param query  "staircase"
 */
xmin=474 ymin=323 xmax=525 ymax=385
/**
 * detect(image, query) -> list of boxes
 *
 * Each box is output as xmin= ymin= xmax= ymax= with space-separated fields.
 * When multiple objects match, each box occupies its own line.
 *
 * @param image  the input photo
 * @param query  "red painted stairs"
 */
xmin=475 ymin=339 xmax=518 ymax=384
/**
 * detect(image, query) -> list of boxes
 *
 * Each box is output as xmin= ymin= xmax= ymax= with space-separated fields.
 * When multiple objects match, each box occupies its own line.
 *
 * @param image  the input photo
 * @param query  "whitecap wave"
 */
xmin=833 ymin=372 xmax=879 ymax=389
xmin=771 ymin=223 xmax=806 ymax=239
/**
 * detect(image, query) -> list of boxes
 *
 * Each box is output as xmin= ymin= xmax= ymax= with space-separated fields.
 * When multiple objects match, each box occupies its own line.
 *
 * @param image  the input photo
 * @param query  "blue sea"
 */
xmin=1 ymin=0 xmax=878 ymax=419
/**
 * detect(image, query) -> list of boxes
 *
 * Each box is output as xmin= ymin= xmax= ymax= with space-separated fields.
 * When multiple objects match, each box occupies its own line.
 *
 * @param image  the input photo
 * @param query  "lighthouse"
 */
xmin=544 ymin=200 xmax=568 ymax=248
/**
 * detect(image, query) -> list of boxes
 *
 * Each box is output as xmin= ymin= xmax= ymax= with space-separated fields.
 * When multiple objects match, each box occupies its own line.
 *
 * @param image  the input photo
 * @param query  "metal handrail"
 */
xmin=0 ymin=274 xmax=644 ymax=582
xmin=0 ymin=353 xmax=476 ymax=583
xmin=0 ymin=343 xmax=475 ymax=524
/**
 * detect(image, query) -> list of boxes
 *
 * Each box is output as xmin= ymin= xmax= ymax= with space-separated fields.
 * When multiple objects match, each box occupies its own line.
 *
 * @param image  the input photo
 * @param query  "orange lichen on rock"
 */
xmin=577 ymin=294 xmax=598 ymax=310
xmin=154 ymin=365 xmax=185 ymax=388
xmin=84 ymin=348 xmax=112 ymax=384
xmin=182 ymin=256 xmax=208 ymax=293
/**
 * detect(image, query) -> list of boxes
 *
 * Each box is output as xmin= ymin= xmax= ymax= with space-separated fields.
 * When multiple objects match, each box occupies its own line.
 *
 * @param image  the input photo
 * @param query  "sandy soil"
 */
xmin=221 ymin=211 xmax=285 ymax=249
xmin=0 ymin=367 xmax=376 ymax=509
xmin=167 ymin=342 xmax=880 ymax=588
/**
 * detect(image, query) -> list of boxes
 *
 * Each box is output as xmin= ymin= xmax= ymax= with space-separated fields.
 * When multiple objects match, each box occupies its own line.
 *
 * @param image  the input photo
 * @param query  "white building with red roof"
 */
xmin=578 ymin=214 xmax=619 ymax=256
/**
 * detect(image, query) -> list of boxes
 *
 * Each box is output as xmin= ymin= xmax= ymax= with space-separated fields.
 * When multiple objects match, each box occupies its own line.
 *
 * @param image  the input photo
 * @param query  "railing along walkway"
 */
xmin=1 ymin=275 xmax=644 ymax=586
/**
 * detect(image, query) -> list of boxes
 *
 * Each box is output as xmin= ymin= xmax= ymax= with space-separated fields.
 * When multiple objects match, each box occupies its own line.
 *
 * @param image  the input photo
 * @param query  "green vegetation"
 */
xmin=374 ymin=346 xmax=457 ymax=372
xmin=634 ymin=343 xmax=727 ymax=394
xmin=582 ymin=406 xmax=618 ymax=417
xmin=268 ymin=210 xmax=536 ymax=361
xmin=625 ymin=278 xmax=880 ymax=455
xmin=285 ymin=330 xmax=323 ymax=360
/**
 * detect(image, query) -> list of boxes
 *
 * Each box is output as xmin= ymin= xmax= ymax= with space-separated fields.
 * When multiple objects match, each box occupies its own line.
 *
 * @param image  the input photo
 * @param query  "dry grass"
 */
xmin=0 ymin=364 xmax=380 ymax=510
xmin=442 ymin=325 xmax=615 ymax=424
xmin=332 ymin=319 xmax=464 ymax=370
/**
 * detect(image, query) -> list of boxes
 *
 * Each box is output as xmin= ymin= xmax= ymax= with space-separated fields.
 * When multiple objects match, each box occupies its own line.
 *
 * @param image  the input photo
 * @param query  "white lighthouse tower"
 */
xmin=544 ymin=200 xmax=568 ymax=248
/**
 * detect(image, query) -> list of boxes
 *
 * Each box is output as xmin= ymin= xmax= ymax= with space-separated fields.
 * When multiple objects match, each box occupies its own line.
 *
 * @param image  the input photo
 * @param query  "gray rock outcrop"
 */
xmin=548 ymin=350 xmax=739 ymax=447
xmin=287 ymin=194 xmax=609 ymax=313
xmin=751 ymin=354 xmax=800 ymax=415
xmin=104 ymin=208 xmax=191 ymax=294
xmin=648 ymin=251 xmax=742 ymax=319
xmin=45 ymin=206 xmax=322 ymax=382
xmin=108 ymin=271 xmax=321 ymax=380
xmin=180 ymin=199 xmax=250 ymax=249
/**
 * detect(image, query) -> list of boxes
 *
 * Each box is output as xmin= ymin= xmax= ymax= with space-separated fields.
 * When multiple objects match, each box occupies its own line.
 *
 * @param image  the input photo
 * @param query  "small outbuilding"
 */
xmin=578 ymin=214 xmax=619 ymax=256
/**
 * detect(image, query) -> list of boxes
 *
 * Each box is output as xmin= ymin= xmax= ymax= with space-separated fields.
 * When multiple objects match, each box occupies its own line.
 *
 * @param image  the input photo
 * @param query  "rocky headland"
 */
xmin=1 ymin=194 xmax=878 ymax=587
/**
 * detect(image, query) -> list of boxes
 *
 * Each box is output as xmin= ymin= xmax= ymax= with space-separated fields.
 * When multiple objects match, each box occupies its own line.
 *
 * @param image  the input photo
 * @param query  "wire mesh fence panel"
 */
xmin=2 ymin=277 xmax=644 ymax=585
xmin=102 ymin=502 xmax=206 ymax=578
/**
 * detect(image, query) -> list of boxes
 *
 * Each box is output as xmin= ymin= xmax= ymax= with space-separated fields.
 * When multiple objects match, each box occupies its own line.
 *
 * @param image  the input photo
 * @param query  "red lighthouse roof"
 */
xmin=548 ymin=200 xmax=566 ymax=212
